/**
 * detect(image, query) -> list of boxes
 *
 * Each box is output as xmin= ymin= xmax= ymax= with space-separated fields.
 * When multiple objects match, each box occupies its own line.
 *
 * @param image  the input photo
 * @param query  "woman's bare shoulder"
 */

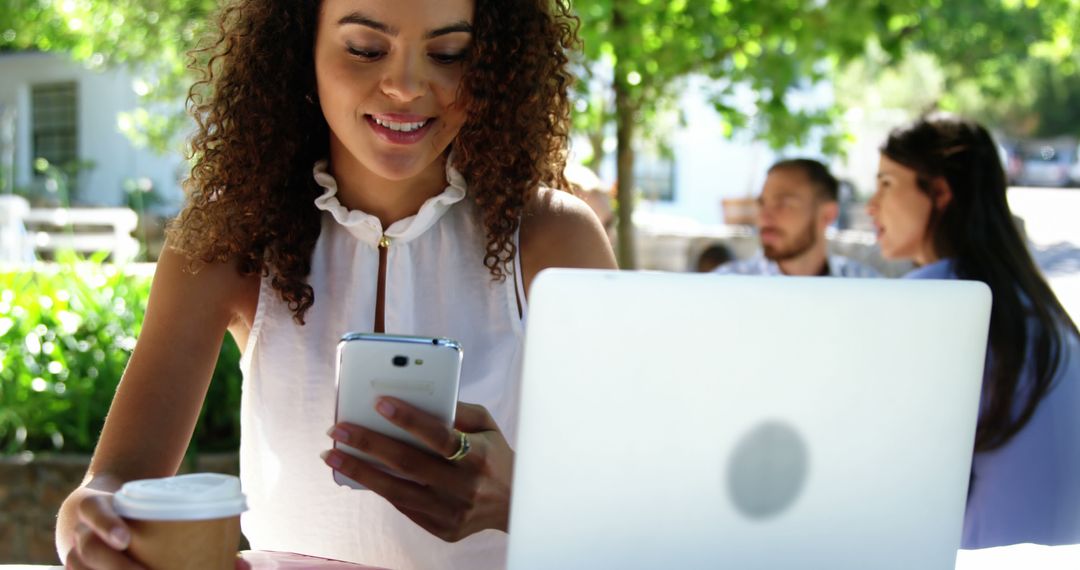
xmin=519 ymin=187 xmax=618 ymax=295
xmin=153 ymin=246 xmax=261 ymax=330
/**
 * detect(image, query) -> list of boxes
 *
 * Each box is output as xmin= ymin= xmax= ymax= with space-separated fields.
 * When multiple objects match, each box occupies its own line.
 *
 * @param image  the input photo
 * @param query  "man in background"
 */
xmin=716 ymin=159 xmax=879 ymax=277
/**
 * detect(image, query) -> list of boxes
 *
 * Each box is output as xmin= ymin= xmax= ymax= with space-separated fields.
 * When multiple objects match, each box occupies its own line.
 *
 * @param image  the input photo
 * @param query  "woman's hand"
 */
xmin=61 ymin=488 xmax=251 ymax=570
xmin=63 ymin=491 xmax=143 ymax=570
xmin=322 ymin=399 xmax=514 ymax=542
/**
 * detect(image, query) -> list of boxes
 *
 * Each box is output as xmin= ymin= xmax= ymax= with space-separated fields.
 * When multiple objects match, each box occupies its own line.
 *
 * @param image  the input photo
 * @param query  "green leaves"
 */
xmin=573 ymin=0 xmax=1080 ymax=153
xmin=574 ymin=0 xmax=880 ymax=153
xmin=0 ymin=261 xmax=142 ymax=454
xmin=0 ymin=261 xmax=241 ymax=456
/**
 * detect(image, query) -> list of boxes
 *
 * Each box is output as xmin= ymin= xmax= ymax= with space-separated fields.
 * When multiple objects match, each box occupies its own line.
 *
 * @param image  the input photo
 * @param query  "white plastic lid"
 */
xmin=113 ymin=473 xmax=247 ymax=521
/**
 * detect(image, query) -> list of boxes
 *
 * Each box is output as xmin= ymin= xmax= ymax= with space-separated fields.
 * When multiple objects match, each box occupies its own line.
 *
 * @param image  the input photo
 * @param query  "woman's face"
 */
xmin=868 ymin=155 xmax=936 ymax=264
xmin=314 ymin=0 xmax=474 ymax=181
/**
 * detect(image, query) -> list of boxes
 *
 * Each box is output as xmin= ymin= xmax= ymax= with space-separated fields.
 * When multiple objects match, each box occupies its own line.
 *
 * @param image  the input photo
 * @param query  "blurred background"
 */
xmin=1 ymin=0 xmax=1080 ymax=563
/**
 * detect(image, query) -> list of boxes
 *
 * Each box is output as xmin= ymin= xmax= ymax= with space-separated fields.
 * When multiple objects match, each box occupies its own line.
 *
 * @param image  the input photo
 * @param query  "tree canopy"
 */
xmin=573 ymin=0 xmax=899 ymax=265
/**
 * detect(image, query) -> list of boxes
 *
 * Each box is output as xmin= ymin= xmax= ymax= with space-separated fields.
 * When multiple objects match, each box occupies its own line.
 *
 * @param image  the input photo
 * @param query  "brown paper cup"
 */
xmin=125 ymin=516 xmax=241 ymax=570
xmin=114 ymin=474 xmax=247 ymax=570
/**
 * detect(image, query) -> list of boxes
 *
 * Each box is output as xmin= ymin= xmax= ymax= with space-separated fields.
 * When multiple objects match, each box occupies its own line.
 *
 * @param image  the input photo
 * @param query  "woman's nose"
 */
xmin=381 ymin=55 xmax=425 ymax=102
xmin=866 ymin=191 xmax=880 ymax=215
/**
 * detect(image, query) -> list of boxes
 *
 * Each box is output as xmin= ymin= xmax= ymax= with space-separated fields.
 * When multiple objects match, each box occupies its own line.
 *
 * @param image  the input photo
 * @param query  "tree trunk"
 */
xmin=585 ymin=130 xmax=606 ymax=174
xmin=614 ymin=89 xmax=636 ymax=269
xmin=612 ymin=0 xmax=636 ymax=269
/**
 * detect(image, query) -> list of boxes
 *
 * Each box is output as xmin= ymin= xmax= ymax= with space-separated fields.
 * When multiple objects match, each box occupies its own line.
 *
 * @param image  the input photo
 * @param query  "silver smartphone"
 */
xmin=333 ymin=333 xmax=463 ymax=489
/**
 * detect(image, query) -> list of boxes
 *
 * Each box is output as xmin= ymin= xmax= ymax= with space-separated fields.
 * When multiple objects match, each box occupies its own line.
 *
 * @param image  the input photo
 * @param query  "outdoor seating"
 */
xmin=20 ymin=206 xmax=139 ymax=263
xmin=0 ymin=194 xmax=33 ymax=263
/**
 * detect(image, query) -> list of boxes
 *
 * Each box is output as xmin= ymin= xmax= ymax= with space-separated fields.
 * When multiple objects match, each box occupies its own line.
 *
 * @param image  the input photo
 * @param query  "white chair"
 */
xmin=22 ymin=206 xmax=140 ymax=262
xmin=0 ymin=194 xmax=35 ymax=263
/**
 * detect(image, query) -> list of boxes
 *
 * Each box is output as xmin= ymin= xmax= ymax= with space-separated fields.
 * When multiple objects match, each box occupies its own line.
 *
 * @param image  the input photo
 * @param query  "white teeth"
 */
xmin=372 ymin=117 xmax=428 ymax=132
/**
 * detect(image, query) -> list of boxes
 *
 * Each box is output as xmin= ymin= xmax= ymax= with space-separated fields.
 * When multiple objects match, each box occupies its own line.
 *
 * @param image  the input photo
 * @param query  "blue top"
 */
xmin=906 ymin=259 xmax=1080 ymax=548
xmin=715 ymin=253 xmax=881 ymax=278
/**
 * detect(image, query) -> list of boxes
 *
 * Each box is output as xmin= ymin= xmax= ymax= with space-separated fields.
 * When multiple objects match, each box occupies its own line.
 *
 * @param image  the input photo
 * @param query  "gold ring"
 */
xmin=445 ymin=431 xmax=471 ymax=462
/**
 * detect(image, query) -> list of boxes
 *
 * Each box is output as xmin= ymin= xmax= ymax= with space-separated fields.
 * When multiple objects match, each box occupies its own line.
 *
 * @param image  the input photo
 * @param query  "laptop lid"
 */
xmin=508 ymin=269 xmax=990 ymax=570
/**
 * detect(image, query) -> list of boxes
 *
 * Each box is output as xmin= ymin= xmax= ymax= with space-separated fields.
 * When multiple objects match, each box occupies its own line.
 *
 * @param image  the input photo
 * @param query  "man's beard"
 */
xmin=763 ymin=221 xmax=817 ymax=262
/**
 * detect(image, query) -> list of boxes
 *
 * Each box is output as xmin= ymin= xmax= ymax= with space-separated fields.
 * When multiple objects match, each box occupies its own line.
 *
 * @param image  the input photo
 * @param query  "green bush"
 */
xmin=0 ymin=258 xmax=242 ymax=456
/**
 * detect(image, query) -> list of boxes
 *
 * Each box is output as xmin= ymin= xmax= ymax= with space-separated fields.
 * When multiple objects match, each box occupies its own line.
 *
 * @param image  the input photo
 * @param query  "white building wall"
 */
xmin=655 ymin=94 xmax=773 ymax=225
xmin=0 ymin=52 xmax=185 ymax=209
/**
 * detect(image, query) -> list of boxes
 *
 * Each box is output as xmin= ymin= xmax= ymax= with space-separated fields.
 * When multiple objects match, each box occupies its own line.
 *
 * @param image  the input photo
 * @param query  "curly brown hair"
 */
xmin=168 ymin=0 xmax=579 ymax=324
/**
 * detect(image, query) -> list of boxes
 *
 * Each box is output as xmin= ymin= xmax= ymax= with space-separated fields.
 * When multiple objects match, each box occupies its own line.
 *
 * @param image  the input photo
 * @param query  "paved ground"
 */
xmin=1007 ymin=187 xmax=1080 ymax=323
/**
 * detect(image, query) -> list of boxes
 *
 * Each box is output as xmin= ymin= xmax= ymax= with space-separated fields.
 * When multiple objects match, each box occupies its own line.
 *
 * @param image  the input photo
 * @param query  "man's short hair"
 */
xmin=768 ymin=159 xmax=839 ymax=202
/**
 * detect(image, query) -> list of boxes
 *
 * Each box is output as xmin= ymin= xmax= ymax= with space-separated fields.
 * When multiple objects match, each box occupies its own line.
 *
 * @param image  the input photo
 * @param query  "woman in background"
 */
xmin=869 ymin=114 xmax=1080 ymax=548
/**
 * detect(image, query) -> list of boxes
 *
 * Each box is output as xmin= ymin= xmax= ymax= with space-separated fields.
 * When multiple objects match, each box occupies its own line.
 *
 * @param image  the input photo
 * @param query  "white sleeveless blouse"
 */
xmin=238 ymin=160 xmax=526 ymax=570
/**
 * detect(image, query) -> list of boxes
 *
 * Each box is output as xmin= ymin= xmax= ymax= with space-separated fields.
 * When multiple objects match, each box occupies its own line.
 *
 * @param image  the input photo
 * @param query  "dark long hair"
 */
xmin=882 ymin=115 xmax=1079 ymax=452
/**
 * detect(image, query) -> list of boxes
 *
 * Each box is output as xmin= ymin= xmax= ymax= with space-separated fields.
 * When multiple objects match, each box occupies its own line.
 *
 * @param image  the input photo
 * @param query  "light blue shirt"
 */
xmin=714 ymin=253 xmax=881 ymax=278
xmin=907 ymin=259 xmax=1080 ymax=548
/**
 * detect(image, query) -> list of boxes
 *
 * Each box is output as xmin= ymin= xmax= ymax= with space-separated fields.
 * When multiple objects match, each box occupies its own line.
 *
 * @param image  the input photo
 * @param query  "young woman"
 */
xmin=869 ymin=115 xmax=1080 ymax=548
xmin=56 ymin=1 xmax=616 ymax=568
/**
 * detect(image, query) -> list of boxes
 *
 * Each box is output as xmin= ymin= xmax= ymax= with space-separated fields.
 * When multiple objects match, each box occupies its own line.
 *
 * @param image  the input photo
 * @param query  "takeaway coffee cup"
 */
xmin=113 ymin=473 xmax=247 ymax=570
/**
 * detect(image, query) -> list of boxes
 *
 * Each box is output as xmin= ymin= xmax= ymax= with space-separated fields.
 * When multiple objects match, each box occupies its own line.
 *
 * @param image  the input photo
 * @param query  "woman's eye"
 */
xmin=429 ymin=52 xmax=466 ymax=65
xmin=346 ymin=46 xmax=384 ymax=60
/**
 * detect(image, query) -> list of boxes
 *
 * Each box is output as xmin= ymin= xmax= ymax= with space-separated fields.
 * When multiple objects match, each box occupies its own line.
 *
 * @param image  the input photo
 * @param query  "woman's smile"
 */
xmin=365 ymin=113 xmax=437 ymax=145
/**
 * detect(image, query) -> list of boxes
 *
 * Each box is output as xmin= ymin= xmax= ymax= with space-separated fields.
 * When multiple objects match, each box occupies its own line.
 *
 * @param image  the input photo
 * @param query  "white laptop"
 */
xmin=508 ymin=269 xmax=991 ymax=570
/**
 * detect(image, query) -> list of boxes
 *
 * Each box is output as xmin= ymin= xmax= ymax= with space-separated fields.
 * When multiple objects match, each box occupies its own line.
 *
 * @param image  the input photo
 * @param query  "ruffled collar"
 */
xmin=311 ymin=157 xmax=468 ymax=246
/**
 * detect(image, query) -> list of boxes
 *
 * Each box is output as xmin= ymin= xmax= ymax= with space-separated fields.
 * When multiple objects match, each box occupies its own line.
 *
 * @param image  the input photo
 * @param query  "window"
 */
xmin=31 ymin=81 xmax=79 ymax=175
xmin=635 ymin=152 xmax=675 ymax=202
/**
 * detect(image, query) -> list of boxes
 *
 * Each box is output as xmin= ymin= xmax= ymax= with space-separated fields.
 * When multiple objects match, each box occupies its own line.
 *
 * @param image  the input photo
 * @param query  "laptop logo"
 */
xmin=726 ymin=420 xmax=809 ymax=520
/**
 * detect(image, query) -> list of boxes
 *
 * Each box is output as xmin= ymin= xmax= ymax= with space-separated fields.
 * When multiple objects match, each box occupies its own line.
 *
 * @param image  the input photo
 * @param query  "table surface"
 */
xmin=0 ymin=550 xmax=384 ymax=570
xmin=5 ymin=544 xmax=1080 ymax=570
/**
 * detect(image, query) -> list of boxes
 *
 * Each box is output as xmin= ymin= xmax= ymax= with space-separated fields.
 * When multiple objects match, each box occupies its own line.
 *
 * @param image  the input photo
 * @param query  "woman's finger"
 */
xmin=453 ymin=402 xmax=499 ymax=433
xmin=328 ymin=422 xmax=460 ymax=483
xmin=373 ymin=397 xmax=461 ymax=458
xmin=65 ymin=548 xmax=92 ymax=570
xmin=321 ymin=449 xmax=458 ymax=519
xmin=73 ymin=523 xmax=145 ymax=570
xmin=77 ymin=494 xmax=131 ymax=551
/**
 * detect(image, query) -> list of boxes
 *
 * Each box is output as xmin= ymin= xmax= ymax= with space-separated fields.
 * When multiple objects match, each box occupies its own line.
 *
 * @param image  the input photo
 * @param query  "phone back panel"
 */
xmin=334 ymin=334 xmax=462 ymax=488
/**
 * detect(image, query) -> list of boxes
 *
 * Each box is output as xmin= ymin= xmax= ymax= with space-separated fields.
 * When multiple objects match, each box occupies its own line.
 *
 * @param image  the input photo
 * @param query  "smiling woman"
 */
xmin=315 ymin=0 xmax=472 ymax=189
xmin=54 ymin=0 xmax=616 ymax=569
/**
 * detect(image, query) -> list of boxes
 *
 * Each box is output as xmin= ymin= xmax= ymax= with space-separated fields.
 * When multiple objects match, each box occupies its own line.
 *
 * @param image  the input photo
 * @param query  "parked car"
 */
xmin=998 ymin=142 xmax=1024 ymax=186
xmin=1016 ymin=139 xmax=1078 ymax=187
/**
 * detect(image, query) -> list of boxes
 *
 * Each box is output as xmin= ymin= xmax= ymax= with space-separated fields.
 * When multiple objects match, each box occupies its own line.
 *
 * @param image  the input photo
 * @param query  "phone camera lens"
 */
xmin=392 ymin=355 xmax=408 ymax=367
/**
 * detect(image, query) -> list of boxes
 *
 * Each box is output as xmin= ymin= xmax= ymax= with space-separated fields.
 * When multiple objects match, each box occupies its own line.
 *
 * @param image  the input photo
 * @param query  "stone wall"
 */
xmin=0 ymin=451 xmax=239 ymax=564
